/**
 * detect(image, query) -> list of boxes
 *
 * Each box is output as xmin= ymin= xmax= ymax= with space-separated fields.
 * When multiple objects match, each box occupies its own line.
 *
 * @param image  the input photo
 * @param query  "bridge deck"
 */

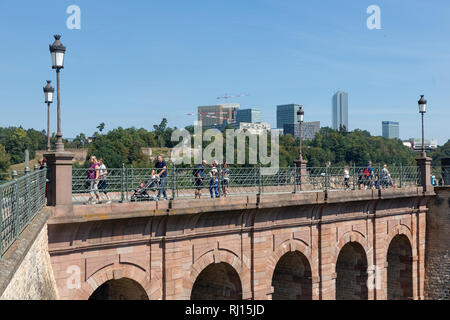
xmin=50 ymin=185 xmax=426 ymax=224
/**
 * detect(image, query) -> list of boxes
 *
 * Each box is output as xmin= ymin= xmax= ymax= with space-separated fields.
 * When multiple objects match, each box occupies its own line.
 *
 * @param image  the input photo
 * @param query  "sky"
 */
xmin=0 ymin=0 xmax=449 ymax=144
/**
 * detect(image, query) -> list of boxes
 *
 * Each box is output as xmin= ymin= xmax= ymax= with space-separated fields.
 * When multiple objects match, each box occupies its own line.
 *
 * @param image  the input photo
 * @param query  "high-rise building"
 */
xmin=283 ymin=121 xmax=321 ymax=140
xmin=382 ymin=121 xmax=400 ymax=139
xmin=236 ymin=108 xmax=261 ymax=125
xmin=332 ymin=91 xmax=348 ymax=131
xmin=277 ymin=104 xmax=302 ymax=129
xmin=198 ymin=103 xmax=240 ymax=129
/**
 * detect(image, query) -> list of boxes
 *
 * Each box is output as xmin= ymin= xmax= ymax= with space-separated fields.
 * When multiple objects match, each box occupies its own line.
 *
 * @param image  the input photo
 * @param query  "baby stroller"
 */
xmin=130 ymin=175 xmax=160 ymax=202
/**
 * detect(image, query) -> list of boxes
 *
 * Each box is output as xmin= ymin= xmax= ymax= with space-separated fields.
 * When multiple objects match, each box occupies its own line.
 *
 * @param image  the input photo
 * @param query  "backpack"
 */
xmin=193 ymin=168 xmax=199 ymax=177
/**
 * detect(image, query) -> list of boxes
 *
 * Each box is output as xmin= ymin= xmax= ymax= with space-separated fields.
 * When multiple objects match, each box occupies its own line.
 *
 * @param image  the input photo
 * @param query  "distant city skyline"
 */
xmin=0 ymin=1 xmax=448 ymax=144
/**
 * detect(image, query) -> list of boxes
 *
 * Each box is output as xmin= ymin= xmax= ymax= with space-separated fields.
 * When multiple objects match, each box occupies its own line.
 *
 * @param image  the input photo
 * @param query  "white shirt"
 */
xmin=99 ymin=164 xmax=107 ymax=177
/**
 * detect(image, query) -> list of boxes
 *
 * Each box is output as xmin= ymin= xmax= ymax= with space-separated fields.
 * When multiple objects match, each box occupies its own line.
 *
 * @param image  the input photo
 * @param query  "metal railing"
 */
xmin=0 ymin=169 xmax=47 ymax=258
xmin=72 ymin=165 xmax=420 ymax=204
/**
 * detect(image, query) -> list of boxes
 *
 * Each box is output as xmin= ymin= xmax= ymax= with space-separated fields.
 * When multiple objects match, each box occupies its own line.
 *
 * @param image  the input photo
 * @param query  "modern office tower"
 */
xmin=332 ymin=91 xmax=348 ymax=131
xmin=283 ymin=121 xmax=321 ymax=140
xmin=382 ymin=121 xmax=400 ymax=139
xmin=197 ymin=103 xmax=240 ymax=129
xmin=277 ymin=104 xmax=302 ymax=129
xmin=235 ymin=108 xmax=261 ymax=125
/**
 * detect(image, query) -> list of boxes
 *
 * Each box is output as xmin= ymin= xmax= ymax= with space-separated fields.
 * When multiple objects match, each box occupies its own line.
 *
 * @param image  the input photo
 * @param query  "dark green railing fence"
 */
xmin=0 ymin=169 xmax=47 ymax=258
xmin=72 ymin=165 xmax=421 ymax=203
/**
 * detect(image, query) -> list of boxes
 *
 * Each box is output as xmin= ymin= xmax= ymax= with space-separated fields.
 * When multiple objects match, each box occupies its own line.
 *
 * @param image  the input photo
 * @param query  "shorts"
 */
xmin=195 ymin=178 xmax=204 ymax=190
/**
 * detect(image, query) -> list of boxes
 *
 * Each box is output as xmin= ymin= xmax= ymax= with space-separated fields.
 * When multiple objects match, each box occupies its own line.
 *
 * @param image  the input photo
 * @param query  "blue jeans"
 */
xmin=157 ymin=176 xmax=167 ymax=199
xmin=209 ymin=178 xmax=219 ymax=198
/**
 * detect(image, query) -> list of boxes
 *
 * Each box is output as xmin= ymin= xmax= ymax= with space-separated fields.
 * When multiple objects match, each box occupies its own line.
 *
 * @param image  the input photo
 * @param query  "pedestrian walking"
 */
xmin=152 ymin=155 xmax=168 ymax=201
xmin=98 ymin=158 xmax=112 ymax=204
xmin=381 ymin=164 xmax=390 ymax=189
xmin=86 ymin=156 xmax=101 ymax=204
xmin=194 ymin=160 xmax=206 ymax=199
xmin=209 ymin=160 xmax=219 ymax=198
xmin=343 ymin=166 xmax=350 ymax=190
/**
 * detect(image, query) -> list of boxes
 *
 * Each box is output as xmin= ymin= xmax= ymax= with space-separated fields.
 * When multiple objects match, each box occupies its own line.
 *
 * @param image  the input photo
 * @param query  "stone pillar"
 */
xmin=416 ymin=156 xmax=432 ymax=193
xmin=294 ymin=159 xmax=308 ymax=191
xmin=44 ymin=152 xmax=74 ymax=206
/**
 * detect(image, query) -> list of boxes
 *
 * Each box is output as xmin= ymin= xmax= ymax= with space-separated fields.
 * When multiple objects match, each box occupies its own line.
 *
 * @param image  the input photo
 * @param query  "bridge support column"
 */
xmin=44 ymin=152 xmax=74 ymax=206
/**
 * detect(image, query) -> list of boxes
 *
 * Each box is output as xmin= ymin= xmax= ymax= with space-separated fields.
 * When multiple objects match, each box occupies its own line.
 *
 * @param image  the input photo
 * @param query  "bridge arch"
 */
xmin=79 ymin=264 xmax=153 ymax=300
xmin=335 ymin=239 xmax=369 ymax=300
xmin=89 ymin=278 xmax=149 ymax=300
xmin=266 ymin=239 xmax=314 ymax=300
xmin=184 ymin=249 xmax=245 ymax=300
xmin=271 ymin=251 xmax=312 ymax=300
xmin=386 ymin=224 xmax=415 ymax=256
xmin=386 ymin=234 xmax=413 ymax=300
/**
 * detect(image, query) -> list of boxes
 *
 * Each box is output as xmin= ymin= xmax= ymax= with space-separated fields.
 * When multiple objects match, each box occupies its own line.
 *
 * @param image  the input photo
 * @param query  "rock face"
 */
xmin=0 ymin=210 xmax=59 ymax=300
xmin=425 ymin=187 xmax=450 ymax=300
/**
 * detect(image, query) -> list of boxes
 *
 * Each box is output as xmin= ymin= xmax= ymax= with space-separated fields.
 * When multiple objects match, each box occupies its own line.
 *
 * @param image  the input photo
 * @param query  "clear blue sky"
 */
xmin=1 ymin=0 xmax=449 ymax=144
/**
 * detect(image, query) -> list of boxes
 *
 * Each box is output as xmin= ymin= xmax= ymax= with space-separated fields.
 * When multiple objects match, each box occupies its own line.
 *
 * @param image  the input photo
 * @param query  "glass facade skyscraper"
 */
xmin=332 ymin=91 xmax=348 ymax=131
xmin=277 ymin=104 xmax=302 ymax=129
xmin=236 ymin=108 xmax=261 ymax=125
xmin=283 ymin=121 xmax=321 ymax=140
xmin=382 ymin=121 xmax=400 ymax=139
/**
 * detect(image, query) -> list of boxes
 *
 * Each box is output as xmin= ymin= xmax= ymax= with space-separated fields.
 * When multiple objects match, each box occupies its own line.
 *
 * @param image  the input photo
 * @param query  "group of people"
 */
xmin=86 ymin=156 xmax=112 ymax=205
xmin=352 ymin=162 xmax=394 ymax=190
xmin=192 ymin=160 xmax=230 ymax=199
xmin=84 ymin=155 xmax=232 ymax=205
xmin=431 ymin=174 xmax=445 ymax=186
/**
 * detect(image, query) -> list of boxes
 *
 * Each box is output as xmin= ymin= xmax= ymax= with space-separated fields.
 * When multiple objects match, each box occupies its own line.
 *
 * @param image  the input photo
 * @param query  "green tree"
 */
xmin=0 ymin=144 xmax=10 ymax=173
xmin=97 ymin=123 xmax=105 ymax=134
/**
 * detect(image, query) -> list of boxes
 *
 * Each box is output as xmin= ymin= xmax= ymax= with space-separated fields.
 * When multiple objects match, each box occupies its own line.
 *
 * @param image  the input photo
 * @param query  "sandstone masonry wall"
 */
xmin=425 ymin=187 xmax=450 ymax=300
xmin=0 ymin=209 xmax=59 ymax=300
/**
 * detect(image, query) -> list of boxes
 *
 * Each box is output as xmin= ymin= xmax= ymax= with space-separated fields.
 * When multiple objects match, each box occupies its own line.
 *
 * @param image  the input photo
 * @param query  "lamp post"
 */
xmin=43 ymin=80 xmax=54 ymax=151
xmin=297 ymin=107 xmax=304 ymax=161
xmin=49 ymin=35 xmax=66 ymax=152
xmin=418 ymin=95 xmax=427 ymax=157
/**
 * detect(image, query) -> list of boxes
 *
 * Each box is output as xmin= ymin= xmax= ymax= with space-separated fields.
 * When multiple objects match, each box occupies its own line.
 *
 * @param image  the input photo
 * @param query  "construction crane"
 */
xmin=216 ymin=93 xmax=249 ymax=103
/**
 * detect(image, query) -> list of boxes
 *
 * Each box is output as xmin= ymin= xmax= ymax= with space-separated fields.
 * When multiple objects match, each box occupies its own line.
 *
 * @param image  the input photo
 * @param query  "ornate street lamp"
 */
xmin=418 ymin=95 xmax=427 ymax=157
xmin=49 ymin=35 xmax=66 ymax=152
xmin=297 ymin=106 xmax=304 ymax=161
xmin=43 ymin=80 xmax=54 ymax=151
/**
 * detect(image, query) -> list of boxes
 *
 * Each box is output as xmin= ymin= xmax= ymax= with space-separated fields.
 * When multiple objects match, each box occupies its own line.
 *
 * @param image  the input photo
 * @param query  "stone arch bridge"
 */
xmin=48 ymin=187 xmax=430 ymax=300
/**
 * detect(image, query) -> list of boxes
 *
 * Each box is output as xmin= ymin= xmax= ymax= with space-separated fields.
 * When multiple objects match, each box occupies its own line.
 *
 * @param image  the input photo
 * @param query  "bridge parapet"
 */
xmin=70 ymin=165 xmax=422 ymax=205
xmin=0 ymin=169 xmax=47 ymax=259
